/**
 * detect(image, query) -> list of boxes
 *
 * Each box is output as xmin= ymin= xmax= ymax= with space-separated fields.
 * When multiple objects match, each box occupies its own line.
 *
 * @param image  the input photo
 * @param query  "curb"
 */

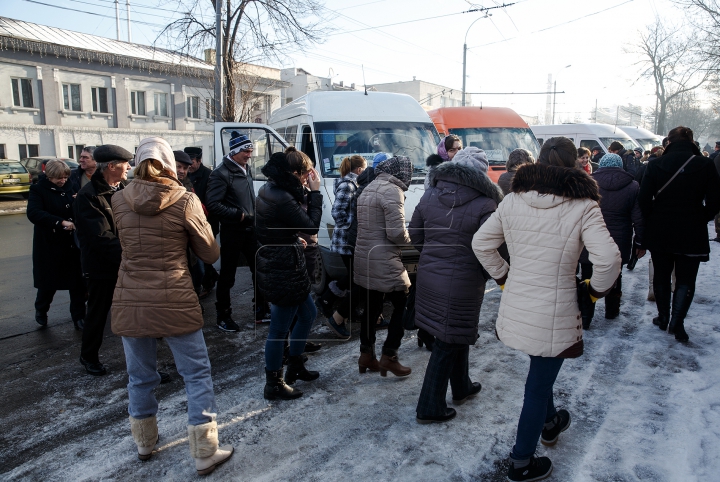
xmin=0 ymin=207 xmax=26 ymax=216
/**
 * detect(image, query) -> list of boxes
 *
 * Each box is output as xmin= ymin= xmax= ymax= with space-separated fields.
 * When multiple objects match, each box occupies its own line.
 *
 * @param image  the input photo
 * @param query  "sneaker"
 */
xmin=255 ymin=317 xmax=271 ymax=324
xmin=507 ymin=455 xmax=553 ymax=482
xmin=540 ymin=409 xmax=571 ymax=446
xmin=217 ymin=318 xmax=240 ymax=333
xmin=452 ymin=382 xmax=482 ymax=405
xmin=324 ymin=317 xmax=350 ymax=338
xmin=416 ymin=408 xmax=456 ymax=424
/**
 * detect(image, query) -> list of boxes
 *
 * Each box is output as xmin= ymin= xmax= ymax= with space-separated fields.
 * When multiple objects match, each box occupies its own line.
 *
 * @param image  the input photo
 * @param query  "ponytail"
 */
xmin=339 ymin=155 xmax=367 ymax=177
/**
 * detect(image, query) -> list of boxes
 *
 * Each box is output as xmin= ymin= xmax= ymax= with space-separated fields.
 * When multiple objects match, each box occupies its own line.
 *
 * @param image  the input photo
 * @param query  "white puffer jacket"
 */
xmin=472 ymin=164 xmax=621 ymax=358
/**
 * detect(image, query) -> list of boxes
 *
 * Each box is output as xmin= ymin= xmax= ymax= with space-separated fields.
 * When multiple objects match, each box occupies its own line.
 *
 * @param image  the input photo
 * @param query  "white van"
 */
xmin=214 ymin=91 xmax=440 ymax=292
xmin=530 ymin=123 xmax=640 ymax=154
xmin=618 ymin=126 xmax=663 ymax=152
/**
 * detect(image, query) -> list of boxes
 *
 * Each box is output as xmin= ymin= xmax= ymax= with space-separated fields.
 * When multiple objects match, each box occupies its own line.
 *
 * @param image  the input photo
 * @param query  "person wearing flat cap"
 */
xmin=174 ymin=150 xmax=194 ymax=192
xmin=205 ymin=132 xmax=267 ymax=331
xmin=74 ymin=144 xmax=132 ymax=376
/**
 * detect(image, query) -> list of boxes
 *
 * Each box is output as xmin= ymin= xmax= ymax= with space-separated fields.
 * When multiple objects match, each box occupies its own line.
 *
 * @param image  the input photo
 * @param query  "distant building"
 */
xmin=368 ymin=78 xmax=469 ymax=110
xmin=0 ymin=17 xmax=286 ymax=164
xmin=280 ymin=68 xmax=356 ymax=106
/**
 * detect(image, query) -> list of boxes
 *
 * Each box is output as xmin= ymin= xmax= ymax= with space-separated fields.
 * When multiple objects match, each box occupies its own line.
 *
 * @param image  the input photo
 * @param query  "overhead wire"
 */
xmin=21 ymin=0 xmax=168 ymax=27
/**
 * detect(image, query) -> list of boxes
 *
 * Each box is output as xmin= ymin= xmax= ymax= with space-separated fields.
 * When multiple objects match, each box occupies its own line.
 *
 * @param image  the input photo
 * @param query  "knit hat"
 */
xmin=437 ymin=137 xmax=450 ymax=161
xmin=228 ymin=131 xmax=253 ymax=158
xmin=650 ymin=146 xmax=663 ymax=155
xmin=633 ymin=147 xmax=643 ymax=154
xmin=598 ymin=153 xmax=623 ymax=169
xmin=173 ymin=150 xmax=192 ymax=166
xmin=372 ymin=152 xmax=390 ymax=168
xmin=375 ymin=156 xmax=413 ymax=189
xmin=451 ymin=147 xmax=488 ymax=173
xmin=135 ymin=137 xmax=176 ymax=176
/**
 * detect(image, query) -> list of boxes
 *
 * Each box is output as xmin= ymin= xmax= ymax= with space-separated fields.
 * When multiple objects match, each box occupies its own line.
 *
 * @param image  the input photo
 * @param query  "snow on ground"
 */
xmin=3 ymin=225 xmax=720 ymax=481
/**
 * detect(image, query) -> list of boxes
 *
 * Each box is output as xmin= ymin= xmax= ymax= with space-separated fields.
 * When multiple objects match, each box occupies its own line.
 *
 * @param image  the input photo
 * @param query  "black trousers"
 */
xmin=651 ymin=251 xmax=702 ymax=316
xmin=35 ymin=285 xmax=86 ymax=322
xmin=416 ymin=339 xmax=473 ymax=416
xmin=358 ymin=286 xmax=406 ymax=355
xmin=81 ymin=278 xmax=116 ymax=364
xmin=336 ymin=254 xmax=360 ymax=319
xmin=216 ymin=224 xmax=262 ymax=313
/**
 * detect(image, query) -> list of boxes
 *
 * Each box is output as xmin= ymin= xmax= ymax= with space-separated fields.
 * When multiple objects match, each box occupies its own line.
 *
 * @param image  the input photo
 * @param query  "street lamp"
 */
xmin=552 ymin=64 xmax=571 ymax=124
xmin=462 ymin=16 xmax=487 ymax=107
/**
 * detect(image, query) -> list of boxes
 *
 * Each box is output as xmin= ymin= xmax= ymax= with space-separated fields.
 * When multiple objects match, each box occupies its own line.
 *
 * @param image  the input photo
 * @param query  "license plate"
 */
xmin=2 ymin=178 xmax=20 ymax=184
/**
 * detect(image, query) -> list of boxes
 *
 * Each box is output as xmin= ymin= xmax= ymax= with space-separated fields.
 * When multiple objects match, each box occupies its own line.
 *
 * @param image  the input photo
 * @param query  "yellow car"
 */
xmin=0 ymin=160 xmax=31 ymax=198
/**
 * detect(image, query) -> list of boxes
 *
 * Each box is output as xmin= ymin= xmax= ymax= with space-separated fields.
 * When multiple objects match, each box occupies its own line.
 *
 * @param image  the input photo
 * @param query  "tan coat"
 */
xmin=472 ymin=164 xmax=621 ymax=358
xmin=353 ymin=172 xmax=412 ymax=292
xmin=111 ymin=179 xmax=219 ymax=338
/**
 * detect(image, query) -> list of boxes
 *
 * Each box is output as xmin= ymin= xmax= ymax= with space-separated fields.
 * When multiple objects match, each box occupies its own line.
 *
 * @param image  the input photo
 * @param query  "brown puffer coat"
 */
xmin=110 ymin=178 xmax=219 ymax=338
xmin=353 ymin=171 xmax=412 ymax=292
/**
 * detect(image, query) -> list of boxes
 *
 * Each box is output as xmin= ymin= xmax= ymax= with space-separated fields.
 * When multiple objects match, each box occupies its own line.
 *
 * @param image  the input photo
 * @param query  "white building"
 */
xmin=368 ymin=78 xmax=470 ymax=110
xmin=280 ymin=68 xmax=356 ymax=106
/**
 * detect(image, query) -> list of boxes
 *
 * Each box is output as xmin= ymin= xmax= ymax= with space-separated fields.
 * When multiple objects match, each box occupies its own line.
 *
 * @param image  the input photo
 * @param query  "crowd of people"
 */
xmin=24 ymin=124 xmax=720 ymax=480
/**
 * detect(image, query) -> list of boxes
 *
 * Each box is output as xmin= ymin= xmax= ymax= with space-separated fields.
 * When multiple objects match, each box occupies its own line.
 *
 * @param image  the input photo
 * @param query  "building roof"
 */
xmin=0 ymin=16 xmax=212 ymax=71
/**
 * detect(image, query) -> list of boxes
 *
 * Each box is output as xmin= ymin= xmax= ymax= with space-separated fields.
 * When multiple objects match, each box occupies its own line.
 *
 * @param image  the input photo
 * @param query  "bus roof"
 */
xmin=619 ymin=126 xmax=663 ymax=140
xmin=269 ymin=91 xmax=433 ymax=124
xmin=530 ymin=123 xmax=634 ymax=136
xmin=428 ymin=107 xmax=530 ymax=133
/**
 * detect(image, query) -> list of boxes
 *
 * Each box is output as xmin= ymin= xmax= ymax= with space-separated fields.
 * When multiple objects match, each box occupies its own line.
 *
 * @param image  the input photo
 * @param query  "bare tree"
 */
xmin=631 ymin=18 xmax=713 ymax=134
xmin=159 ymin=0 xmax=326 ymax=121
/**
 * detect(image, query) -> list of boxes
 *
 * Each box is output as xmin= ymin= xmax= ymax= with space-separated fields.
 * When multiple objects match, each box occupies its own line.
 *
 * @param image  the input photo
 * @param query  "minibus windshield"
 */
xmin=598 ymin=137 xmax=640 ymax=150
xmin=634 ymin=138 xmax=661 ymax=151
xmin=449 ymin=128 xmax=540 ymax=166
xmin=313 ymin=121 xmax=440 ymax=178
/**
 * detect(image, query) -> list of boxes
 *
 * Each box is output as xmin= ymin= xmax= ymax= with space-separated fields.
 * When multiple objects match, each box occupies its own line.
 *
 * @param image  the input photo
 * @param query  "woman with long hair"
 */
xmin=256 ymin=147 xmax=323 ymax=400
xmin=425 ymin=135 xmax=461 ymax=189
xmin=472 ymin=137 xmax=621 ymax=481
xmin=111 ymin=137 xmax=232 ymax=475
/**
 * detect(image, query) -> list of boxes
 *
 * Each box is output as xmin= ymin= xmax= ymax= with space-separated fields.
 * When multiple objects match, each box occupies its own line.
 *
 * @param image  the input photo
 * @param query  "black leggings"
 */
xmin=651 ymin=251 xmax=701 ymax=291
xmin=336 ymin=254 xmax=360 ymax=319
xmin=358 ymin=287 xmax=406 ymax=356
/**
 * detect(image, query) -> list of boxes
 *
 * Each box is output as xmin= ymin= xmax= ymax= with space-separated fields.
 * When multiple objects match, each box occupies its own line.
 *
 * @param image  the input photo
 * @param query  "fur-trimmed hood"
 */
xmin=511 ymin=163 xmax=600 ymax=202
xmin=429 ymin=160 xmax=504 ymax=206
xmin=426 ymin=154 xmax=445 ymax=168
xmin=260 ymin=153 xmax=305 ymax=202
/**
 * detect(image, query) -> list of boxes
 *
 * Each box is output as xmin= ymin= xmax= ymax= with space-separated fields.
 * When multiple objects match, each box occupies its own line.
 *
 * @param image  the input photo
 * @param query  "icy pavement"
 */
xmin=2 ymin=227 xmax=719 ymax=481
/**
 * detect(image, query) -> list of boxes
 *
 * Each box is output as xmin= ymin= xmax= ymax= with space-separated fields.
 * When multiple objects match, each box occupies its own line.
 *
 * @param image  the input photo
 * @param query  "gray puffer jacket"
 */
xmin=409 ymin=161 xmax=503 ymax=344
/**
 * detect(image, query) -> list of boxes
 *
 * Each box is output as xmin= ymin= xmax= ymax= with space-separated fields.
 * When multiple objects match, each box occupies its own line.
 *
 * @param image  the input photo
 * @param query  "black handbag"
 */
xmin=402 ymin=284 xmax=417 ymax=331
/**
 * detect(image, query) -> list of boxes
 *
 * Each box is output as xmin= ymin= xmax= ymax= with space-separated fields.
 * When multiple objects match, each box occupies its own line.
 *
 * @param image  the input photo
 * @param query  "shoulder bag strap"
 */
xmin=653 ymin=155 xmax=695 ymax=200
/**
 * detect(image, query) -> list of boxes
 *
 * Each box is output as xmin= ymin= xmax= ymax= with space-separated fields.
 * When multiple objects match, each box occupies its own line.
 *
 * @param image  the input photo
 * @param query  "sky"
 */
xmin=1 ymin=0 xmax=687 ymax=123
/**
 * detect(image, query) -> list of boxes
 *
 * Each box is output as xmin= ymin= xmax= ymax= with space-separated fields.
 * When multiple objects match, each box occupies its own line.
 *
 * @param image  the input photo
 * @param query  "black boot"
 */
xmin=653 ymin=277 xmax=672 ymax=331
xmin=668 ymin=285 xmax=693 ymax=342
xmin=604 ymin=293 xmax=621 ymax=319
xmin=264 ymin=368 xmax=302 ymax=400
xmin=73 ymin=319 xmax=84 ymax=331
xmin=215 ymin=306 xmax=239 ymax=332
xmin=417 ymin=328 xmax=435 ymax=352
xmin=35 ymin=310 xmax=48 ymax=327
xmin=284 ymin=355 xmax=319 ymax=385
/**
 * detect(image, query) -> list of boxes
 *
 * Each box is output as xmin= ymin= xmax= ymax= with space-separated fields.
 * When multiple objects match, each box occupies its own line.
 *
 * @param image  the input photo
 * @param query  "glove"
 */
xmin=577 ymin=279 xmax=597 ymax=320
xmin=499 ymin=284 xmax=505 ymax=291
xmin=582 ymin=280 xmax=599 ymax=303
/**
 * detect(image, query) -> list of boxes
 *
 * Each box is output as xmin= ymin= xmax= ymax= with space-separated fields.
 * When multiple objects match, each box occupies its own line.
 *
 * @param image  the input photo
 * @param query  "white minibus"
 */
xmin=618 ymin=126 xmax=664 ymax=152
xmin=530 ymin=123 xmax=640 ymax=154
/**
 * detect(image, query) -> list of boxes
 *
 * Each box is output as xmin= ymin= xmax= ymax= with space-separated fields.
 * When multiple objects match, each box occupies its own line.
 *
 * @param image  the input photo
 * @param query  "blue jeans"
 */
xmin=122 ymin=329 xmax=217 ymax=426
xmin=511 ymin=355 xmax=565 ymax=461
xmin=265 ymin=294 xmax=316 ymax=371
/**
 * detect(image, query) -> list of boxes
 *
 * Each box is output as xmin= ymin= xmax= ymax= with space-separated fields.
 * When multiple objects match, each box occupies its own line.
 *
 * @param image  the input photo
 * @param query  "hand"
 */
xmin=61 ymin=220 xmax=75 ymax=231
xmin=582 ymin=279 xmax=599 ymax=303
xmin=307 ymin=168 xmax=321 ymax=191
xmin=636 ymin=248 xmax=646 ymax=259
xmin=299 ymin=237 xmax=308 ymax=249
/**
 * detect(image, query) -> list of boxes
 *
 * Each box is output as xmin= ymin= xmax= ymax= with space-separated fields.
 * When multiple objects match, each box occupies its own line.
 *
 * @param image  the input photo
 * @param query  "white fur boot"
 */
xmin=187 ymin=421 xmax=234 ymax=476
xmin=129 ymin=415 xmax=158 ymax=461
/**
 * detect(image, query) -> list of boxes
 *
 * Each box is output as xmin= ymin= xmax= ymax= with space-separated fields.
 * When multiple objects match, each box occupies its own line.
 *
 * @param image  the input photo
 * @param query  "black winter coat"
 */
xmin=255 ymin=156 xmax=323 ymax=306
xmin=26 ymin=178 xmax=84 ymax=290
xmin=592 ymin=167 xmax=644 ymax=263
xmin=619 ymin=149 xmax=641 ymax=177
xmin=68 ymin=167 xmax=91 ymax=194
xmin=205 ymin=156 xmax=255 ymax=227
xmin=74 ymin=170 xmax=124 ymax=279
xmin=409 ymin=162 xmax=503 ymax=345
xmin=188 ymin=164 xmax=212 ymax=204
xmin=638 ymin=140 xmax=720 ymax=256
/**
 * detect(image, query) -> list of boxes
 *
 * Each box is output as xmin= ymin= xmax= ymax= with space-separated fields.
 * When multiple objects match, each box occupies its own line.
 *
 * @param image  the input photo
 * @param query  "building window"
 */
xmin=154 ymin=93 xmax=168 ymax=117
xmin=187 ymin=96 xmax=200 ymax=118
xmin=63 ymin=84 xmax=82 ymax=111
xmin=205 ymin=97 xmax=214 ymax=119
xmin=91 ymin=87 xmax=109 ymax=113
xmin=0 ymin=144 xmax=6 ymax=159
xmin=19 ymin=144 xmax=39 ymax=159
xmin=131 ymin=91 xmax=146 ymax=115
xmin=11 ymin=78 xmax=34 ymax=107
xmin=68 ymin=145 xmax=84 ymax=160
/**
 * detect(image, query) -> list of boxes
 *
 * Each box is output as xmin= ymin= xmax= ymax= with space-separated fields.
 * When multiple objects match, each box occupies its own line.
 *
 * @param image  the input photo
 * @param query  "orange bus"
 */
xmin=428 ymin=107 xmax=540 ymax=183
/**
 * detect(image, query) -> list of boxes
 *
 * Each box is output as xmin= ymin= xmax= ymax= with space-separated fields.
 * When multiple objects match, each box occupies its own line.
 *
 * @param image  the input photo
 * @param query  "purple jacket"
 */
xmin=409 ymin=161 xmax=503 ymax=345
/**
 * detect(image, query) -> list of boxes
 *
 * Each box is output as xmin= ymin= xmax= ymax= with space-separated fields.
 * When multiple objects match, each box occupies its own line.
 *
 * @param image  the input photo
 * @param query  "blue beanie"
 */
xmin=373 ymin=152 xmax=390 ymax=168
xmin=228 ymin=131 xmax=253 ymax=156
xmin=598 ymin=153 xmax=623 ymax=169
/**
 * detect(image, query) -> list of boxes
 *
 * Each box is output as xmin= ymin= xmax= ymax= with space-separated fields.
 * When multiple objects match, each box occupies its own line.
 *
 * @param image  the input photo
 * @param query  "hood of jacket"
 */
xmin=261 ymin=153 xmax=305 ymax=202
xmin=357 ymin=166 xmax=376 ymax=187
xmin=374 ymin=171 xmax=408 ymax=192
xmin=429 ymin=160 xmax=504 ymax=208
xmin=511 ymin=163 xmax=600 ymax=210
xmin=426 ymin=153 xmax=445 ymax=168
xmin=122 ymin=178 xmax=187 ymax=216
xmin=592 ymin=167 xmax=635 ymax=191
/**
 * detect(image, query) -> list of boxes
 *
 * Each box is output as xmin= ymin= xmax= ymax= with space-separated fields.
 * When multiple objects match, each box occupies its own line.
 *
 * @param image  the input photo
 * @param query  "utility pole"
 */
xmin=462 ymin=43 xmax=467 ymax=106
xmin=552 ymin=64 xmax=571 ymax=124
xmin=214 ymin=0 xmax=224 ymax=122
xmin=125 ymin=0 xmax=132 ymax=42
xmin=115 ymin=0 xmax=120 ymax=40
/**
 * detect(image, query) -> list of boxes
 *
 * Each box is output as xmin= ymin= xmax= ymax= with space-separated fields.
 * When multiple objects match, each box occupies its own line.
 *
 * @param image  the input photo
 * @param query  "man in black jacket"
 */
xmin=68 ymin=146 xmax=97 ymax=193
xmin=74 ymin=145 xmax=132 ymax=375
xmin=609 ymin=141 xmax=641 ymax=177
xmin=206 ymin=132 xmax=268 ymax=331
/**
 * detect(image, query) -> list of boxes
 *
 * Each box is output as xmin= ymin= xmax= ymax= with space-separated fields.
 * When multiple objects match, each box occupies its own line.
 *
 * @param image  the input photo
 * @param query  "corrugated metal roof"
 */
xmin=0 ymin=16 xmax=212 ymax=71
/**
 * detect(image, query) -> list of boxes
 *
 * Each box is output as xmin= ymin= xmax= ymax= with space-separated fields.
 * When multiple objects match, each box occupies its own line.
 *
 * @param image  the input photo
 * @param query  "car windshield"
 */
xmin=635 ymin=138 xmax=661 ymax=151
xmin=448 ymin=128 xmax=540 ymax=166
xmin=0 ymin=163 xmax=27 ymax=174
xmin=598 ymin=137 xmax=640 ymax=150
xmin=313 ymin=121 xmax=440 ymax=178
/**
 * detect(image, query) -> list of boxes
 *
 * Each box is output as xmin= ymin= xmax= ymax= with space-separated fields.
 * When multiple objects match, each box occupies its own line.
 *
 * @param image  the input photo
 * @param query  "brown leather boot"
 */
xmin=379 ymin=354 xmax=411 ymax=377
xmin=358 ymin=347 xmax=380 ymax=374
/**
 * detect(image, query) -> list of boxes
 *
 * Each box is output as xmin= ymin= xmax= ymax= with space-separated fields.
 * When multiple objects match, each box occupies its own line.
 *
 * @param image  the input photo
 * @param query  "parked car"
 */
xmin=0 ymin=160 xmax=31 ymax=198
xmin=20 ymin=157 xmax=79 ymax=184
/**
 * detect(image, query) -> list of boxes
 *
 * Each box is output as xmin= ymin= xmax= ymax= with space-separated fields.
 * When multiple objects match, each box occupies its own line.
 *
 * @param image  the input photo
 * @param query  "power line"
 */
xmin=21 ymin=0 xmax=167 ymax=27
xmin=64 ymin=0 xmax=185 ymax=21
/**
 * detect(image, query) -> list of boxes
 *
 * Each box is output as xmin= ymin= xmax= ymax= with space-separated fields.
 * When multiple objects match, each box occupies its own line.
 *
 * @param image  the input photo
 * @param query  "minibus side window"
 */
xmin=301 ymin=126 xmax=316 ymax=165
xmin=537 ymin=138 xmax=544 ymax=146
xmin=286 ymin=126 xmax=298 ymax=147
xmin=580 ymin=139 xmax=602 ymax=152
